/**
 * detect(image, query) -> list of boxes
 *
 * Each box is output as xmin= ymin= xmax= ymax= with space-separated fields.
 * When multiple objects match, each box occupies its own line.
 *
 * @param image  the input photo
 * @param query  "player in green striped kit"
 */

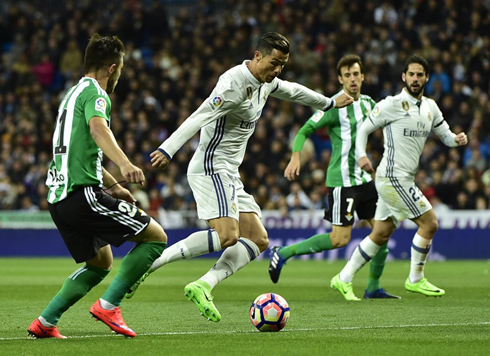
xmin=28 ymin=34 xmax=167 ymax=339
xmin=269 ymin=55 xmax=399 ymax=300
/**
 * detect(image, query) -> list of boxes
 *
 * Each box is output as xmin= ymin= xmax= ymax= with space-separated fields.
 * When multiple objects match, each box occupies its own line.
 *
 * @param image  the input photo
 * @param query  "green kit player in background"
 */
xmin=269 ymin=54 xmax=399 ymax=300
xmin=28 ymin=34 xmax=167 ymax=339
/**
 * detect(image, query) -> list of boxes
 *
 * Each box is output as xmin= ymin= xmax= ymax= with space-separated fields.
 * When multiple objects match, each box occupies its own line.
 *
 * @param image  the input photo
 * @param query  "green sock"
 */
xmin=41 ymin=264 xmax=110 ymax=325
xmin=279 ymin=233 xmax=333 ymax=260
xmin=366 ymin=242 xmax=389 ymax=292
xmin=102 ymin=241 xmax=166 ymax=306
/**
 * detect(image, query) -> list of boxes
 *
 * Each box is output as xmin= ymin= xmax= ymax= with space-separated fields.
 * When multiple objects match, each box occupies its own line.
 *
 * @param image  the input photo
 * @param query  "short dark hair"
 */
xmin=337 ymin=54 xmax=364 ymax=76
xmin=84 ymin=33 xmax=125 ymax=73
xmin=256 ymin=32 xmax=290 ymax=55
xmin=403 ymin=54 xmax=430 ymax=75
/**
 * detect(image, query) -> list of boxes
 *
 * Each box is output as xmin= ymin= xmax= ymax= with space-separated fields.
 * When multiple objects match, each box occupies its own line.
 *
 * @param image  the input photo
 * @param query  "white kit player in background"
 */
xmin=124 ymin=32 xmax=353 ymax=321
xmin=331 ymin=54 xmax=467 ymax=297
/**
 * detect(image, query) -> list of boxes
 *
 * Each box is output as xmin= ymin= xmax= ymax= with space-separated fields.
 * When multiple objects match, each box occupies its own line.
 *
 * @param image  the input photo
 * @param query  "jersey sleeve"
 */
xmin=367 ymin=98 xmax=391 ymax=128
xmin=270 ymin=78 xmax=335 ymax=111
xmin=355 ymin=99 xmax=388 ymax=159
xmin=367 ymin=96 xmax=377 ymax=110
xmin=84 ymin=94 xmax=111 ymax=124
xmin=292 ymin=110 xmax=331 ymax=152
xmin=158 ymin=77 xmax=242 ymax=159
xmin=430 ymin=101 xmax=457 ymax=147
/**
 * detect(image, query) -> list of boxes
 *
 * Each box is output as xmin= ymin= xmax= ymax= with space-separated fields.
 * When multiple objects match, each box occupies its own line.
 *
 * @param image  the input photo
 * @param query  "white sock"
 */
xmin=200 ymin=237 xmax=260 ymax=289
xmin=340 ymin=236 xmax=381 ymax=283
xmin=99 ymin=298 xmax=117 ymax=310
xmin=151 ymin=229 xmax=221 ymax=270
xmin=409 ymin=233 xmax=431 ymax=283
xmin=38 ymin=316 xmax=55 ymax=327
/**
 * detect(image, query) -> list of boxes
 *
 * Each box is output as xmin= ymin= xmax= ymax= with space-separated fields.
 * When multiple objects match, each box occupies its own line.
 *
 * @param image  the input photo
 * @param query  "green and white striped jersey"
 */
xmin=46 ymin=77 xmax=111 ymax=204
xmin=294 ymin=91 xmax=376 ymax=187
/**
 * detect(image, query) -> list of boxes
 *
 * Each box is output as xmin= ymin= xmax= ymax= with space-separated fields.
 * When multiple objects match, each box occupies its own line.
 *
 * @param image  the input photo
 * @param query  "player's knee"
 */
xmin=254 ymin=232 xmax=269 ymax=252
xmin=137 ymin=219 xmax=168 ymax=243
xmin=155 ymin=226 xmax=168 ymax=243
xmin=425 ymin=218 xmax=438 ymax=236
xmin=377 ymin=233 xmax=391 ymax=243
xmin=332 ymin=239 xmax=349 ymax=248
xmin=330 ymin=231 xmax=350 ymax=248
xmin=148 ymin=220 xmax=168 ymax=243
xmin=370 ymin=230 xmax=391 ymax=245
xmin=218 ymin=229 xmax=240 ymax=248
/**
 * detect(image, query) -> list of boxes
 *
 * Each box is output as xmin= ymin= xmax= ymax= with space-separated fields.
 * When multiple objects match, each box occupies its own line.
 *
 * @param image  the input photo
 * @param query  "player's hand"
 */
xmin=359 ymin=156 xmax=374 ymax=175
xmin=284 ymin=152 xmax=301 ymax=181
xmin=150 ymin=150 xmax=170 ymax=170
xmin=120 ymin=162 xmax=145 ymax=185
xmin=334 ymin=93 xmax=354 ymax=108
xmin=110 ymin=185 xmax=137 ymax=205
xmin=455 ymin=132 xmax=468 ymax=146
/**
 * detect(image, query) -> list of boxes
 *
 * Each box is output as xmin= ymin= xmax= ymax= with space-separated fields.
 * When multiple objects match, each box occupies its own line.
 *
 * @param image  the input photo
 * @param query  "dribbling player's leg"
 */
xmin=199 ymin=213 xmax=263 ymax=288
xmin=151 ymin=229 xmax=222 ymax=269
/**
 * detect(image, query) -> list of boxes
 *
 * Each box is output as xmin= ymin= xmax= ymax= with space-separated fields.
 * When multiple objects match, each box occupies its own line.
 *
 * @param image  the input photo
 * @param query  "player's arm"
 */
xmin=152 ymin=83 xmax=238 ymax=170
xmin=89 ymin=116 xmax=145 ymax=185
xmin=284 ymin=112 xmax=325 ymax=181
xmin=101 ymin=167 xmax=119 ymax=188
xmin=101 ymin=167 xmax=136 ymax=204
xmin=356 ymin=106 xmax=385 ymax=174
xmin=269 ymin=78 xmax=353 ymax=111
xmin=431 ymin=105 xmax=468 ymax=147
xmin=151 ymin=104 xmax=216 ymax=170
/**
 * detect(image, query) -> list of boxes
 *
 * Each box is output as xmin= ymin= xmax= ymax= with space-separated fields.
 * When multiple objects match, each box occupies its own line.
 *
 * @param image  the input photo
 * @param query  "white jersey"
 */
xmin=159 ymin=60 xmax=334 ymax=177
xmin=356 ymin=89 xmax=457 ymax=179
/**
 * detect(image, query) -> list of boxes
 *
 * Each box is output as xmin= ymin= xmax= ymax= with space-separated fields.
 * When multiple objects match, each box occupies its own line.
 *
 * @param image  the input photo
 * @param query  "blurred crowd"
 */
xmin=0 ymin=0 xmax=489 ymax=218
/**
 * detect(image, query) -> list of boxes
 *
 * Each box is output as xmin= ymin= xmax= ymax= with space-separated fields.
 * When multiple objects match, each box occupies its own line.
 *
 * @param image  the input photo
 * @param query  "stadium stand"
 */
xmin=0 ymin=0 xmax=488 ymax=223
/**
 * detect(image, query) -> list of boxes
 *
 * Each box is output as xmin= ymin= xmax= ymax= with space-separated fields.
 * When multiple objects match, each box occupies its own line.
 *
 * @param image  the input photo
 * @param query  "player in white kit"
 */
xmin=125 ymin=32 xmax=353 ymax=321
xmin=330 ymin=54 xmax=467 ymax=298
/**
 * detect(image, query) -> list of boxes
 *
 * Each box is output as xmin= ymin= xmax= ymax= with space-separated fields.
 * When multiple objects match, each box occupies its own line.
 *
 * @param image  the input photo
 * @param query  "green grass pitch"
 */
xmin=1 ymin=258 xmax=489 ymax=355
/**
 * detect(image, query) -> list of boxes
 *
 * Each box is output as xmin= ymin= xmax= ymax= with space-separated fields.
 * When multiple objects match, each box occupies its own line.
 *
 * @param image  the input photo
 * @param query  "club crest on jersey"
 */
xmin=345 ymin=213 xmax=353 ymax=221
xmin=402 ymin=101 xmax=409 ymax=111
xmin=95 ymin=98 xmax=107 ymax=113
xmin=209 ymin=96 xmax=223 ymax=110
xmin=311 ymin=110 xmax=324 ymax=123
xmin=247 ymin=87 xmax=253 ymax=100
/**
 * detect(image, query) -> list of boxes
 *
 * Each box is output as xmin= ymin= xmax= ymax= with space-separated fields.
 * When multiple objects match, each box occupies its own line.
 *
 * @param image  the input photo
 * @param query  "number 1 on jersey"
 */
xmin=54 ymin=110 xmax=67 ymax=154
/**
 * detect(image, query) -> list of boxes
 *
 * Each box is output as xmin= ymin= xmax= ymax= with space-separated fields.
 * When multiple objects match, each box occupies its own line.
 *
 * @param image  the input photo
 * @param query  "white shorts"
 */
xmin=374 ymin=177 xmax=432 ymax=226
xmin=187 ymin=173 xmax=262 ymax=221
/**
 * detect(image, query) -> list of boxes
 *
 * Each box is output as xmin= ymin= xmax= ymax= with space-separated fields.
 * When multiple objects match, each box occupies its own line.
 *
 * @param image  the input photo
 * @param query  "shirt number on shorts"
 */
xmin=118 ymin=201 xmax=138 ymax=217
xmin=346 ymin=198 xmax=354 ymax=213
xmin=409 ymin=187 xmax=420 ymax=202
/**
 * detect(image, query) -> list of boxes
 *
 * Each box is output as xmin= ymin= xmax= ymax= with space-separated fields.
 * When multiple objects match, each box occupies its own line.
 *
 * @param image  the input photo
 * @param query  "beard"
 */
xmin=106 ymin=73 xmax=118 ymax=94
xmin=404 ymin=80 xmax=426 ymax=97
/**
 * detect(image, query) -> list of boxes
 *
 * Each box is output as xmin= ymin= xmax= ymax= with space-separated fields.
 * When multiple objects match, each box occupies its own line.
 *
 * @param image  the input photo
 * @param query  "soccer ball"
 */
xmin=249 ymin=293 xmax=290 ymax=332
